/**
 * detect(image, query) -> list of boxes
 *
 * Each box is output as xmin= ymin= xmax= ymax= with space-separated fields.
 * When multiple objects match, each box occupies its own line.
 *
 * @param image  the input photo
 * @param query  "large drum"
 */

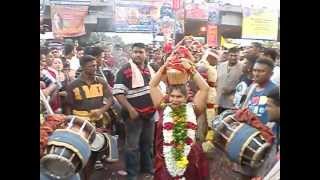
xmin=211 ymin=110 xmax=271 ymax=168
xmin=40 ymin=130 xmax=92 ymax=179
xmin=91 ymin=132 xmax=107 ymax=153
xmin=64 ymin=116 xmax=96 ymax=144
xmin=90 ymin=132 xmax=119 ymax=162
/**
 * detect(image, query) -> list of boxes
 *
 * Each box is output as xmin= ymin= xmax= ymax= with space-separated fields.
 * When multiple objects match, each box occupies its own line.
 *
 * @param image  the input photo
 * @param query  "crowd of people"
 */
xmin=40 ymin=36 xmax=280 ymax=180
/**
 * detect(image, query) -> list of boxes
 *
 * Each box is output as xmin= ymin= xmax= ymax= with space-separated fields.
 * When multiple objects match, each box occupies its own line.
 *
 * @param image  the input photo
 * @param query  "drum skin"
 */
xmin=91 ymin=132 xmax=106 ymax=152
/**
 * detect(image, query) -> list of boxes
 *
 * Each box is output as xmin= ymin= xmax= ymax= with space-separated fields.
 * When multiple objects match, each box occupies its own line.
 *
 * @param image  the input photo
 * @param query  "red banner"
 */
xmin=51 ymin=5 xmax=88 ymax=38
xmin=207 ymin=25 xmax=218 ymax=47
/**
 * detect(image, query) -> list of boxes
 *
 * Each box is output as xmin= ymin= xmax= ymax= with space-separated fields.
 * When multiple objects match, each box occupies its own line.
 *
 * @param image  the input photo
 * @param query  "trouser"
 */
xmin=124 ymin=114 xmax=155 ymax=180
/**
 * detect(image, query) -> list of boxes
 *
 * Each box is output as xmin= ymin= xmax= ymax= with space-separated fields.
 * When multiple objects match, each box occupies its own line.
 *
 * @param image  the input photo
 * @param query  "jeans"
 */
xmin=124 ymin=114 xmax=155 ymax=180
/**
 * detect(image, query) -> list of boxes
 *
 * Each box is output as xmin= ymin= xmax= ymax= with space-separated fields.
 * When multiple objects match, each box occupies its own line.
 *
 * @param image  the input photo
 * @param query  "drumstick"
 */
xmin=40 ymin=89 xmax=54 ymax=115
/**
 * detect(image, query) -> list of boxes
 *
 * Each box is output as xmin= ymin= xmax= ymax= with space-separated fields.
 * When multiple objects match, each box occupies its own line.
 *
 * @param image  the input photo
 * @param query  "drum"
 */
xmin=211 ymin=110 xmax=271 ymax=168
xmin=91 ymin=132 xmax=107 ymax=152
xmin=40 ymin=130 xmax=92 ymax=179
xmin=90 ymin=132 xmax=119 ymax=162
xmin=106 ymin=99 xmax=124 ymax=123
xmin=64 ymin=116 xmax=96 ymax=144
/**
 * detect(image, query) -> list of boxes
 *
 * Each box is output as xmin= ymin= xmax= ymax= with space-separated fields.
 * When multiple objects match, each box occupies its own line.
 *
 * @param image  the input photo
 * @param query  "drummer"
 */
xmin=252 ymin=87 xmax=280 ymax=179
xmin=65 ymin=54 xmax=114 ymax=180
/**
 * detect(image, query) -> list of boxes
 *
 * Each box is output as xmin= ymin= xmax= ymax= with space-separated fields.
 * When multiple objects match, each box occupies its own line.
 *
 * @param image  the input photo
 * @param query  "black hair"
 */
xmin=79 ymin=55 xmax=96 ymax=67
xmin=255 ymin=57 xmax=275 ymax=70
xmin=267 ymin=87 xmax=280 ymax=106
xmin=228 ymin=47 xmax=239 ymax=53
xmin=167 ymin=85 xmax=188 ymax=97
xmin=64 ymin=44 xmax=74 ymax=56
xmin=264 ymin=48 xmax=278 ymax=62
xmin=131 ymin=43 xmax=146 ymax=50
xmin=252 ymin=42 xmax=263 ymax=50
xmin=84 ymin=46 xmax=103 ymax=57
xmin=246 ymin=54 xmax=258 ymax=67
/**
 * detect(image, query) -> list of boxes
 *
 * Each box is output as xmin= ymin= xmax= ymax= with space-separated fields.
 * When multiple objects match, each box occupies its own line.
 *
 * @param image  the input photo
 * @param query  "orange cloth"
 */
xmin=40 ymin=114 xmax=66 ymax=158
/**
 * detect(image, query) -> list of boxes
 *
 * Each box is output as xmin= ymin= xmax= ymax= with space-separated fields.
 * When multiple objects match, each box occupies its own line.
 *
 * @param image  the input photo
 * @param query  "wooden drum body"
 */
xmin=40 ymin=130 xmax=92 ymax=179
xmin=212 ymin=110 xmax=271 ymax=168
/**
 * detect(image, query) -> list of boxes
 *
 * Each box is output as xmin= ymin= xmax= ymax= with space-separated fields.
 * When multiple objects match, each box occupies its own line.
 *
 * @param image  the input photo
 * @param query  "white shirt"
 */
xmin=233 ymin=81 xmax=249 ymax=108
xmin=271 ymin=66 xmax=280 ymax=86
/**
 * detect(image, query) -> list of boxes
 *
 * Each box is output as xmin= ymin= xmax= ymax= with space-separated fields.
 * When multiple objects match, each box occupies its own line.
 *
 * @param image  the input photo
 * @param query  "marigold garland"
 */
xmin=163 ymin=103 xmax=197 ymax=179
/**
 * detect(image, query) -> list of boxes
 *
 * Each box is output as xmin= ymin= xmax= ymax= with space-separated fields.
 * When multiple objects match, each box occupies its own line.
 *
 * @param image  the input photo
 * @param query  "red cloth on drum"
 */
xmin=40 ymin=114 xmax=66 ymax=158
xmin=154 ymin=109 xmax=209 ymax=180
xmin=234 ymin=108 xmax=275 ymax=144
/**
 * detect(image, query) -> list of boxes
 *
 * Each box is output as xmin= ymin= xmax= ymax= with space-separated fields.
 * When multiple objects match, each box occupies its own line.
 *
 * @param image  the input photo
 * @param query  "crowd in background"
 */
xmin=40 ymin=38 xmax=280 ymax=180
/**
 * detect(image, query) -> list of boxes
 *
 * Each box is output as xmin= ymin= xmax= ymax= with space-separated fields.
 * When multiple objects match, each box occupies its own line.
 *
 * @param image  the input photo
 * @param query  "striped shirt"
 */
xmin=66 ymin=74 xmax=113 ymax=113
xmin=113 ymin=63 xmax=155 ymax=119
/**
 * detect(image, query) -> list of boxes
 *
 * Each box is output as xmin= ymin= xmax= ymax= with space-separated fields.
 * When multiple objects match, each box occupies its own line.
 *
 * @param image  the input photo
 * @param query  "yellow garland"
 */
xmin=176 ymin=156 xmax=189 ymax=168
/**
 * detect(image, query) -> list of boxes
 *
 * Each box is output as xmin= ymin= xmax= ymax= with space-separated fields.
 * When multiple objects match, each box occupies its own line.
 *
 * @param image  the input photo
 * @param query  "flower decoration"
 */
xmin=163 ymin=103 xmax=197 ymax=179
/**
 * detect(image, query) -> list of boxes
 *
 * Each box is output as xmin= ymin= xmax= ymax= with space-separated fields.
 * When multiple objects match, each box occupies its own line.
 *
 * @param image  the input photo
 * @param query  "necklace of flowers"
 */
xmin=162 ymin=103 xmax=197 ymax=179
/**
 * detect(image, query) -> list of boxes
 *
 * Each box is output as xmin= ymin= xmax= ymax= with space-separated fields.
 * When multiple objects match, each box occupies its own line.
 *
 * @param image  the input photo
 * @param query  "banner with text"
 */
xmin=241 ymin=7 xmax=279 ymax=40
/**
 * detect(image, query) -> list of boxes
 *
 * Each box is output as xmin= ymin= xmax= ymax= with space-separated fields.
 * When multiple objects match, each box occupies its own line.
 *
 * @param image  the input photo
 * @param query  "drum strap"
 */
xmin=241 ymin=83 xmax=258 ymax=109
